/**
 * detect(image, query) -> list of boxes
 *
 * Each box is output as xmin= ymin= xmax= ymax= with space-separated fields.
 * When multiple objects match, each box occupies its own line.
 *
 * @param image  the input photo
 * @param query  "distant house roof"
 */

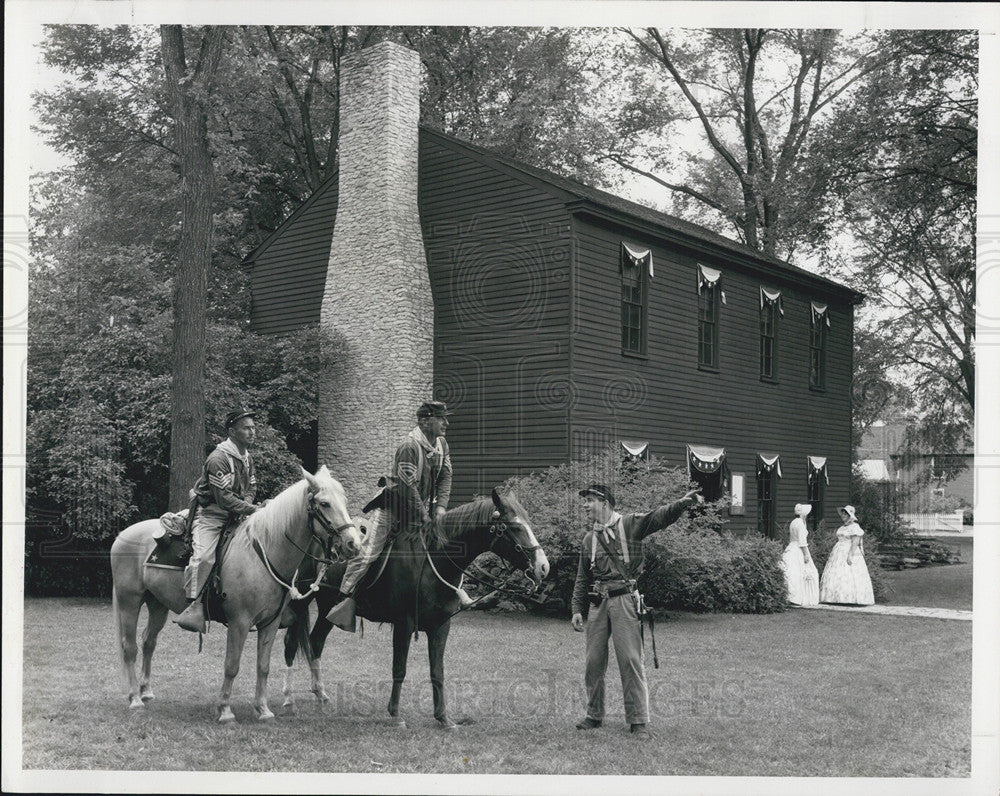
xmin=859 ymin=459 xmax=893 ymax=482
xmin=244 ymin=125 xmax=864 ymax=303
xmin=858 ymin=421 xmax=974 ymax=458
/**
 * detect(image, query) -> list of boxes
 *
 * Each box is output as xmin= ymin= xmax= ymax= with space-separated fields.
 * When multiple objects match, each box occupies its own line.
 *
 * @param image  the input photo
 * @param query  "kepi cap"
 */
xmin=225 ymin=408 xmax=256 ymax=429
xmin=417 ymin=400 xmax=452 ymax=419
xmin=579 ymin=483 xmax=615 ymax=507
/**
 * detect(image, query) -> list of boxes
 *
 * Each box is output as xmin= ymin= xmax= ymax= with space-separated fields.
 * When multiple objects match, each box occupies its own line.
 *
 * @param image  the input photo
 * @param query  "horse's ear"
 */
xmin=491 ymin=487 xmax=505 ymax=511
xmin=302 ymin=467 xmax=321 ymax=494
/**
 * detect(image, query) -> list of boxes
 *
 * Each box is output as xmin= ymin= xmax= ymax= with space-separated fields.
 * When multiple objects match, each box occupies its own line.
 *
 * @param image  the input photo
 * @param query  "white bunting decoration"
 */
xmin=687 ymin=444 xmax=726 ymax=479
xmin=698 ymin=264 xmax=726 ymax=304
xmin=621 ymin=440 xmax=649 ymax=458
xmin=622 ymin=242 xmax=654 ymax=278
xmin=760 ymin=286 xmax=784 ymax=315
xmin=756 ymin=452 xmax=782 ymax=478
xmin=810 ymin=301 xmax=830 ymax=327
xmin=808 ymin=455 xmax=830 ymax=485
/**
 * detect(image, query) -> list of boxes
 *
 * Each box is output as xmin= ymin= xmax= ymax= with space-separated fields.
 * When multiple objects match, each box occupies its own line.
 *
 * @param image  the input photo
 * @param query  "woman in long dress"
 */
xmin=780 ymin=503 xmax=819 ymax=605
xmin=819 ymin=505 xmax=875 ymax=606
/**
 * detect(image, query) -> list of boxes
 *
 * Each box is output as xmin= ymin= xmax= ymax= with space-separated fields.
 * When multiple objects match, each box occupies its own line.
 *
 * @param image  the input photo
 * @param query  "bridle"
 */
xmin=427 ymin=508 xmax=542 ymax=604
xmin=282 ymin=494 xmax=359 ymax=566
xmin=484 ymin=509 xmax=542 ymax=587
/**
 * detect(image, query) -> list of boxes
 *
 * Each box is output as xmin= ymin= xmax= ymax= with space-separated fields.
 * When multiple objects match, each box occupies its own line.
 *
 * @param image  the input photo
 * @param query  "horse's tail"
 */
xmin=292 ymin=602 xmax=316 ymax=667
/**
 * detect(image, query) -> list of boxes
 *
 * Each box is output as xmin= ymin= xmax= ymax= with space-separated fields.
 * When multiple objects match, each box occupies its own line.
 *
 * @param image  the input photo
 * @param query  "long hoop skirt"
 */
xmin=820 ymin=538 xmax=875 ymax=605
xmin=781 ymin=543 xmax=819 ymax=605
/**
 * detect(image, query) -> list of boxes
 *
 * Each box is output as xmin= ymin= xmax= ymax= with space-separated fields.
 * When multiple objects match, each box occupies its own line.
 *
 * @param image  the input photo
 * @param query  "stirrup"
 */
xmin=175 ymin=600 xmax=206 ymax=634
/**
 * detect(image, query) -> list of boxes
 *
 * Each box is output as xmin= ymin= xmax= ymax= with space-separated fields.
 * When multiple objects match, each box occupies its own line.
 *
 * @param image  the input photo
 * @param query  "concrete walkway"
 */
xmin=792 ymin=603 xmax=972 ymax=621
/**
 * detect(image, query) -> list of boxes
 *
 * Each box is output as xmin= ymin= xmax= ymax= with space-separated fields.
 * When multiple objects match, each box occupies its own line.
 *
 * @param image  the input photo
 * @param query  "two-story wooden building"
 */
xmin=247 ymin=42 xmax=862 ymax=537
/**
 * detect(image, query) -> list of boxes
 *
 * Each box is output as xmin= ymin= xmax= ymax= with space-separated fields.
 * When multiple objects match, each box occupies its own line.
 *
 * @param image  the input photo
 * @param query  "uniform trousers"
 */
xmin=584 ymin=592 xmax=649 ymax=725
xmin=185 ymin=505 xmax=228 ymax=599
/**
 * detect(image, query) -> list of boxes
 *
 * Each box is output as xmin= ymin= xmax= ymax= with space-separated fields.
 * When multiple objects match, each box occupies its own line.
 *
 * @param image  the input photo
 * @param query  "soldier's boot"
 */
xmin=175 ymin=561 xmax=211 ymax=633
xmin=326 ymin=591 xmax=357 ymax=633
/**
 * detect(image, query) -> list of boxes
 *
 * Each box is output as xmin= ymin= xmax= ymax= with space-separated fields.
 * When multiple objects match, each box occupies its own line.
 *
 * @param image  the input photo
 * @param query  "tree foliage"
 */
xmin=819 ymin=30 xmax=976 ymax=435
xmin=606 ymin=28 xmax=892 ymax=259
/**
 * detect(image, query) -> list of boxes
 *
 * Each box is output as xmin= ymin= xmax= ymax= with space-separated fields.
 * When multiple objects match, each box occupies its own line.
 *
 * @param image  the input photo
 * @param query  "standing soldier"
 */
xmin=326 ymin=400 xmax=454 ymax=632
xmin=570 ymin=483 xmax=703 ymax=738
xmin=175 ymin=409 xmax=261 ymax=633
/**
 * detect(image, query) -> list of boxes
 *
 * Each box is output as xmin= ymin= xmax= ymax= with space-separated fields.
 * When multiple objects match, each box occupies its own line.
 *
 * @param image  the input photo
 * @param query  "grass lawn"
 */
xmin=20 ymin=598 xmax=970 ymax=777
xmin=880 ymin=538 xmax=973 ymax=611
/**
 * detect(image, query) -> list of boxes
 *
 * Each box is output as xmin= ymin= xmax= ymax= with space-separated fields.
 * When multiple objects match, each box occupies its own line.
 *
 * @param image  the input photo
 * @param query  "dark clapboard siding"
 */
xmin=419 ymin=130 xmax=574 ymax=502
xmin=248 ymin=172 xmax=339 ymax=333
xmin=248 ymin=126 xmax=858 ymax=533
xmin=569 ymin=213 xmax=854 ymax=535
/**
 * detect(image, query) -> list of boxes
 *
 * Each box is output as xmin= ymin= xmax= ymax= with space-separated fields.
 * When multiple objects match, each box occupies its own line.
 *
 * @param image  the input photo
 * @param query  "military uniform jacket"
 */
xmin=394 ymin=427 xmax=453 ymax=520
xmin=570 ymin=497 xmax=696 ymax=617
xmin=192 ymin=439 xmax=257 ymax=515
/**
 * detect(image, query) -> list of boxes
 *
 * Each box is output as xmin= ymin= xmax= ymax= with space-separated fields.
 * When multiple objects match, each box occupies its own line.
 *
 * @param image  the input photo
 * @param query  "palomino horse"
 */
xmin=109 ymin=466 xmax=362 ymax=722
xmin=281 ymin=486 xmax=549 ymax=729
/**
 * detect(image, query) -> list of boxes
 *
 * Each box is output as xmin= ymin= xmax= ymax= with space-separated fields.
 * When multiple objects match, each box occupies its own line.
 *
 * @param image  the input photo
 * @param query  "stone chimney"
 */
xmin=318 ymin=42 xmax=434 ymax=509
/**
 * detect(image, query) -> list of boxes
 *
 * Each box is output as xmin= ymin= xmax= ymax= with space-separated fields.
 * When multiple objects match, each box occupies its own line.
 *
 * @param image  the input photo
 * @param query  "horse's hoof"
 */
xmin=218 ymin=708 xmax=236 ymax=724
xmin=388 ymin=716 xmax=406 ymax=728
xmin=282 ymin=699 xmax=296 ymax=714
xmin=436 ymin=717 xmax=457 ymax=731
xmin=255 ymin=706 xmax=275 ymax=722
xmin=314 ymin=690 xmax=330 ymax=704
xmin=140 ymin=690 xmax=155 ymax=703
xmin=128 ymin=697 xmax=145 ymax=710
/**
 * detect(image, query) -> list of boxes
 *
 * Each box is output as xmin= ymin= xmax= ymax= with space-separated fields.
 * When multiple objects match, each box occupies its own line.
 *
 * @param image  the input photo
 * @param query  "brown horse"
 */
xmin=281 ymin=486 xmax=549 ymax=729
xmin=110 ymin=466 xmax=362 ymax=722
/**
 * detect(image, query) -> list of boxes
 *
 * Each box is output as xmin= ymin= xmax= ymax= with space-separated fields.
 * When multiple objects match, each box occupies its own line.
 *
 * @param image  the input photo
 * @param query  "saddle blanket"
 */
xmin=144 ymin=534 xmax=191 ymax=569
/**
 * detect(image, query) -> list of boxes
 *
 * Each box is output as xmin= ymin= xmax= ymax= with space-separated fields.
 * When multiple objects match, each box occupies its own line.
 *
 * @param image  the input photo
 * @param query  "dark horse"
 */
xmin=281 ymin=486 xmax=549 ymax=728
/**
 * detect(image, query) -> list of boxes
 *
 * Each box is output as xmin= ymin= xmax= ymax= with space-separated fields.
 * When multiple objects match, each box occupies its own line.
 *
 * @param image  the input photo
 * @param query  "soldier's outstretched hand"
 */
xmin=683 ymin=487 xmax=704 ymax=505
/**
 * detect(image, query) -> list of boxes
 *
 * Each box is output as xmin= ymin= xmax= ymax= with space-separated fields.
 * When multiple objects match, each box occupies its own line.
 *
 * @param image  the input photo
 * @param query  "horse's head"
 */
xmin=487 ymin=488 xmax=550 ymax=586
xmin=302 ymin=466 xmax=363 ymax=561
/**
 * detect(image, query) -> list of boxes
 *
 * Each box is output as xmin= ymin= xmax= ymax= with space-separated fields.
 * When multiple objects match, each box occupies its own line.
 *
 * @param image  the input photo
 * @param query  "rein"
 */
xmin=247 ymin=494 xmax=357 ymax=627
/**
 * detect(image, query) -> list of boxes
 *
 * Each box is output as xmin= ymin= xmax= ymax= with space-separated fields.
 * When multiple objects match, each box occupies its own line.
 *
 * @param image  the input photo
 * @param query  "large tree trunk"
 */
xmin=161 ymin=26 xmax=225 ymax=509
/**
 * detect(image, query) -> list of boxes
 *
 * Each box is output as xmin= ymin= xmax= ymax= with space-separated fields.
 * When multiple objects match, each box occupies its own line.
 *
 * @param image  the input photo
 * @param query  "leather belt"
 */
xmin=605 ymin=586 xmax=630 ymax=599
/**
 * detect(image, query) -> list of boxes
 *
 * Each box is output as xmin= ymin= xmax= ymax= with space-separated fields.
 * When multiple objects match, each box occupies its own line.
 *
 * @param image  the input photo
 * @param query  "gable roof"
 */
xmin=245 ymin=125 xmax=863 ymax=303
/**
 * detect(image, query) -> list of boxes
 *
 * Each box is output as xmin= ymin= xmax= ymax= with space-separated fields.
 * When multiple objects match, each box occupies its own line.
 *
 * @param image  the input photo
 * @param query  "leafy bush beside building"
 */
xmin=501 ymin=449 xmax=788 ymax=615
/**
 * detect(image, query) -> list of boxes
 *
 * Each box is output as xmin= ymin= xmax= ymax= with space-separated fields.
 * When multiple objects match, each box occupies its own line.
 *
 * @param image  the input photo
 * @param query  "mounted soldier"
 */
xmin=175 ymin=409 xmax=262 ymax=633
xmin=326 ymin=400 xmax=454 ymax=632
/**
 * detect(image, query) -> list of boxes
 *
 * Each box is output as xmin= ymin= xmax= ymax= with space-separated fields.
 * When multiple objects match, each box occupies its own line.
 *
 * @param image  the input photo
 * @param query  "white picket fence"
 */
xmin=900 ymin=510 xmax=966 ymax=534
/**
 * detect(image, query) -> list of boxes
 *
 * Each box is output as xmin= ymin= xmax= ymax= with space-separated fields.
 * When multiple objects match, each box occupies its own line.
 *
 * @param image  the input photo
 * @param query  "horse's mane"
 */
xmin=433 ymin=492 xmax=527 ymax=547
xmin=241 ymin=475 xmax=322 ymax=546
xmin=434 ymin=498 xmax=494 ymax=545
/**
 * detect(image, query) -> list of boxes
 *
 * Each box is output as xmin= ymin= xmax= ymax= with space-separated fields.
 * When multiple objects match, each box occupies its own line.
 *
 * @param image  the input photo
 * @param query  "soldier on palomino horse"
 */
xmin=176 ymin=409 xmax=263 ymax=633
xmin=326 ymin=400 xmax=457 ymax=632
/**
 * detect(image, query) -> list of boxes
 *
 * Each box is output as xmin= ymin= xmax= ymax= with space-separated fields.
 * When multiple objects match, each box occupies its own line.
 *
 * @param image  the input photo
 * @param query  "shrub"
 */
xmin=501 ymin=448 xmax=785 ymax=615
xmin=640 ymin=529 xmax=787 ymax=614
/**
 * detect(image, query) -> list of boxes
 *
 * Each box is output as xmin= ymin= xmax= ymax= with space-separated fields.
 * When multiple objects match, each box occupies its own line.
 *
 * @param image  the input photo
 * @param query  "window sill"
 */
xmin=808 ymin=384 xmax=827 ymax=393
xmin=621 ymin=349 xmax=648 ymax=361
xmin=697 ymin=363 xmax=720 ymax=373
xmin=759 ymin=375 xmax=780 ymax=385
